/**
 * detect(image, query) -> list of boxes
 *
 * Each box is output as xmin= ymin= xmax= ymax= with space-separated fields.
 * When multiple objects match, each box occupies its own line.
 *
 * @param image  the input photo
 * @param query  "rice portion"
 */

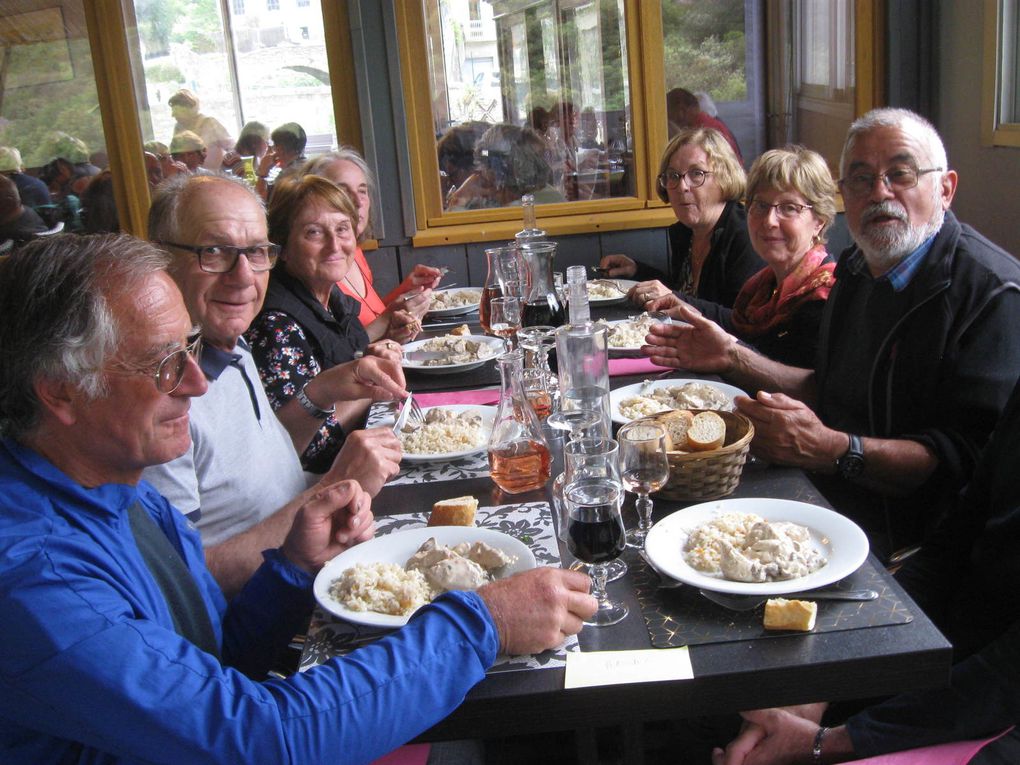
xmin=603 ymin=314 xmax=659 ymax=348
xmin=587 ymin=280 xmax=625 ymax=299
xmin=329 ymin=562 xmax=431 ymax=615
xmin=683 ymin=512 xmax=763 ymax=573
xmin=618 ymin=395 xmax=673 ymax=420
xmin=414 ymin=335 xmax=497 ymax=365
xmin=399 ymin=407 xmax=486 ymax=454
xmin=431 ymin=289 xmax=481 ymax=310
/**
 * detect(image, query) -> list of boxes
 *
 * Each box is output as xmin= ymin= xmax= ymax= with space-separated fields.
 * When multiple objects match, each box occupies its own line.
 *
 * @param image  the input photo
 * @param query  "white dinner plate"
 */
xmin=601 ymin=317 xmax=674 ymax=357
xmin=426 ymin=287 xmax=482 ymax=317
xmin=643 ymin=498 xmax=869 ymax=595
xmin=314 ymin=525 xmax=537 ymax=628
xmin=609 ymin=378 xmax=748 ymax=424
xmin=401 ymin=334 xmax=503 ymax=374
xmin=586 ymin=278 xmax=637 ymax=306
xmin=398 ymin=404 xmax=496 ymax=463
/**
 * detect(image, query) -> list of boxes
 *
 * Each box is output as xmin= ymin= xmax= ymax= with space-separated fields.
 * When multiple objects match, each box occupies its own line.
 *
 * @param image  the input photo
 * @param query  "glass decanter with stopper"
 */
xmin=519 ymin=241 xmax=565 ymax=328
xmin=488 ymin=349 xmax=552 ymax=494
xmin=515 ymin=193 xmax=547 ymax=245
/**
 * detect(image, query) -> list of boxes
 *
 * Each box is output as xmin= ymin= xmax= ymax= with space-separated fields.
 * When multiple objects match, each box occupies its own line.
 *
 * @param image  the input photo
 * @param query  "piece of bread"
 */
xmin=659 ymin=409 xmax=694 ymax=451
xmin=686 ymin=411 xmax=727 ymax=451
xmin=450 ymin=324 xmax=471 ymax=337
xmin=763 ymin=598 xmax=818 ymax=631
xmin=429 ymin=496 xmax=478 ymax=526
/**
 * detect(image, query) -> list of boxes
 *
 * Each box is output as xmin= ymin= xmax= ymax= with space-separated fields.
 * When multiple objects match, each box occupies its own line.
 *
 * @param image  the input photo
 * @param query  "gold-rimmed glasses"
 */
xmin=107 ymin=335 xmax=202 ymax=394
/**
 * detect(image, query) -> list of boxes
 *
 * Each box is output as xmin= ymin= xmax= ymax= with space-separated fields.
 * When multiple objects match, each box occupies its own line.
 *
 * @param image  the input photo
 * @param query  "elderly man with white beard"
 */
xmin=642 ymin=108 xmax=1020 ymax=560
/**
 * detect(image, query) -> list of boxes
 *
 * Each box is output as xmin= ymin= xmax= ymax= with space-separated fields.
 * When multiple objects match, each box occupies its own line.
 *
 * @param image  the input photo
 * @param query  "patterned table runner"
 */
xmin=301 ymin=501 xmax=578 ymax=673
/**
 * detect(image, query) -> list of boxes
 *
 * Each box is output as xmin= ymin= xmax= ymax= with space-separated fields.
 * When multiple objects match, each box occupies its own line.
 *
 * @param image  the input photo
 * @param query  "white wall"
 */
xmin=938 ymin=0 xmax=1020 ymax=256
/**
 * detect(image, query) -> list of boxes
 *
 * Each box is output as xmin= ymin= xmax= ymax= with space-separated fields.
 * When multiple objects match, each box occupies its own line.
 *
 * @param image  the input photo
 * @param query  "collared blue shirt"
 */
xmin=200 ymin=337 xmax=261 ymax=421
xmin=843 ymin=232 xmax=938 ymax=292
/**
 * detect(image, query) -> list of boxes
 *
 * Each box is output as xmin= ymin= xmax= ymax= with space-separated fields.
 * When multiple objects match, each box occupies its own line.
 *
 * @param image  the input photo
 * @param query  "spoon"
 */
xmin=699 ymin=588 xmax=880 ymax=612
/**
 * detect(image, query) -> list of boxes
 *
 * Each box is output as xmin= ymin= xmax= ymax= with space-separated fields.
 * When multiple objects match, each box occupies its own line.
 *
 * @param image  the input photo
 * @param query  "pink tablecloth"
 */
xmin=369 ymin=744 xmax=430 ymax=765
xmin=847 ymin=727 xmax=1014 ymax=764
xmin=608 ymin=357 xmax=672 ymax=376
xmin=415 ymin=389 xmax=500 ymax=407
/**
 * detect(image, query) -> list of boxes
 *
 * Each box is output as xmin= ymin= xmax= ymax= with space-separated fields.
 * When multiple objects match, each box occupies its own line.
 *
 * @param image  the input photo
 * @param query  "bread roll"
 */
xmin=763 ymin=598 xmax=817 ymax=631
xmin=429 ymin=496 xmax=478 ymax=526
xmin=450 ymin=324 xmax=471 ymax=337
xmin=686 ymin=411 xmax=727 ymax=451
xmin=659 ymin=409 xmax=694 ymax=451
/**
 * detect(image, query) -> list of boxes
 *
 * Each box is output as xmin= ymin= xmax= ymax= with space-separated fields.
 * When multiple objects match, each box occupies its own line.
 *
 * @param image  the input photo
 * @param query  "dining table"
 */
xmin=301 ymin=296 xmax=953 ymax=751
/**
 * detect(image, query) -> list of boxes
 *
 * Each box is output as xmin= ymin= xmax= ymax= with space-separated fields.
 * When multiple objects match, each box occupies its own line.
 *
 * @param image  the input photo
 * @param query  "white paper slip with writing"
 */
xmin=564 ymin=647 xmax=693 ymax=689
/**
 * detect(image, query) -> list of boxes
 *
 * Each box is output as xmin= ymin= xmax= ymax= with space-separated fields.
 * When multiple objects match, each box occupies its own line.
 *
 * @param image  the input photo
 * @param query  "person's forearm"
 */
xmin=365 ymin=315 xmax=388 ymax=342
xmin=851 ymin=437 xmax=938 ymax=496
xmin=724 ymin=343 xmax=817 ymax=404
xmin=274 ymin=394 xmax=369 ymax=453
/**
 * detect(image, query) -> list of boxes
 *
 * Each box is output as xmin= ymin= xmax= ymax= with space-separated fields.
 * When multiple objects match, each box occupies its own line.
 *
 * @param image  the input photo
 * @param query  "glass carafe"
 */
xmin=519 ymin=241 xmax=565 ymax=328
xmin=488 ymin=349 xmax=552 ymax=494
xmin=480 ymin=246 xmax=524 ymax=334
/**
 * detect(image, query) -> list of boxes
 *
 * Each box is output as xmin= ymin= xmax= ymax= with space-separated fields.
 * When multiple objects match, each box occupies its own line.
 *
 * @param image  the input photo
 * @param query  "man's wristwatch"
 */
xmin=296 ymin=382 xmax=335 ymax=420
xmin=836 ymin=434 xmax=865 ymax=479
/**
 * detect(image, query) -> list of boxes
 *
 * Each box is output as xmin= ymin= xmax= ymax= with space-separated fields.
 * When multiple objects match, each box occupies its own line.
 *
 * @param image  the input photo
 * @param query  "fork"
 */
xmin=392 ymin=392 xmax=426 ymax=433
xmin=699 ymin=588 xmax=879 ymax=611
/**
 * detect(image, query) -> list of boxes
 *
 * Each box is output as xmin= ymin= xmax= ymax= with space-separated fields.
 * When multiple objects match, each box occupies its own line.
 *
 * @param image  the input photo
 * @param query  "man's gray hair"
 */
xmin=840 ymin=108 xmax=948 ymax=177
xmin=148 ymin=173 xmax=262 ymax=246
xmin=302 ymin=149 xmax=377 ymax=240
xmin=0 ymin=234 xmax=170 ymax=439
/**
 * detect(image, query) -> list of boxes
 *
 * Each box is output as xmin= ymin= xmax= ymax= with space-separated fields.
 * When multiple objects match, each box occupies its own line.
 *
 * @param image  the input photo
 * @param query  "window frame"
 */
xmin=982 ymin=0 xmax=1020 ymax=147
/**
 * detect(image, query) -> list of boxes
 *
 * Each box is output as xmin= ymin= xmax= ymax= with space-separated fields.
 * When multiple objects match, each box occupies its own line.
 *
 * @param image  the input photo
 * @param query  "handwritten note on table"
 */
xmin=564 ymin=647 xmax=693 ymax=689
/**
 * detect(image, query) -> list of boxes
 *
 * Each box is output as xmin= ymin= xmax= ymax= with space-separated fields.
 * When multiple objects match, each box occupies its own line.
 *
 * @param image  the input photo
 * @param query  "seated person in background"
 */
xmin=649 ymin=146 xmax=836 ymax=369
xmin=667 ymin=86 xmax=742 ymax=164
xmin=221 ymin=120 xmax=270 ymax=181
xmin=712 ymin=378 xmax=1020 ymax=765
xmin=600 ymin=127 xmax=764 ymax=321
xmin=170 ymin=131 xmax=215 ymax=176
xmin=145 ymin=175 xmax=404 ymax=594
xmin=246 ymin=175 xmax=412 ymax=474
xmin=144 ymin=140 xmax=189 ymax=184
xmin=643 ymin=108 xmax=1020 ymax=561
xmin=0 ymin=173 xmax=47 ymax=246
xmin=255 ymin=122 xmax=307 ymax=201
xmin=80 ymin=170 xmax=120 ymax=234
xmin=446 ymin=123 xmax=566 ymax=210
xmin=168 ymin=87 xmax=234 ymax=170
xmin=0 ymin=233 xmax=597 ymax=764
xmin=305 ymin=148 xmax=440 ymax=330
xmin=0 ymin=146 xmax=51 ymax=208
xmin=437 ymin=121 xmax=491 ymax=208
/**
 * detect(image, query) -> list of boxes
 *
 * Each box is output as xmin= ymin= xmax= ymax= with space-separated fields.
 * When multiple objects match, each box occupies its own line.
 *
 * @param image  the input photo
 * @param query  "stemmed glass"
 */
xmin=618 ymin=420 xmax=670 ymax=548
xmin=488 ymin=295 xmax=521 ymax=351
xmin=564 ymin=476 xmax=628 ymax=626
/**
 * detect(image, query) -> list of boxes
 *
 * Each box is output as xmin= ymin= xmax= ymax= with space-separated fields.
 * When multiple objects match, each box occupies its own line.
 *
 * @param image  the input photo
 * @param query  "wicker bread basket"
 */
xmin=642 ymin=409 xmax=754 ymax=501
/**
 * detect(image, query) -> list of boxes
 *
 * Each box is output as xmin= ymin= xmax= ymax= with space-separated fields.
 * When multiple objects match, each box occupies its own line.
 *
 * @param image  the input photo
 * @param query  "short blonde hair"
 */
xmin=746 ymin=146 xmax=837 ymax=240
xmin=267 ymin=174 xmax=359 ymax=249
xmin=656 ymin=127 xmax=745 ymax=203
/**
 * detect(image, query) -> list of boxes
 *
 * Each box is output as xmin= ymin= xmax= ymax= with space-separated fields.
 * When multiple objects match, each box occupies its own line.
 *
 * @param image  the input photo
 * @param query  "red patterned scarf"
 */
xmin=730 ymin=244 xmax=835 ymax=338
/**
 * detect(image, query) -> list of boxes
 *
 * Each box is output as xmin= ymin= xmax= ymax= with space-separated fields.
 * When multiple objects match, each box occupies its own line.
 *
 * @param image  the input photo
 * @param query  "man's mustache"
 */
xmin=861 ymin=202 xmax=908 ymax=226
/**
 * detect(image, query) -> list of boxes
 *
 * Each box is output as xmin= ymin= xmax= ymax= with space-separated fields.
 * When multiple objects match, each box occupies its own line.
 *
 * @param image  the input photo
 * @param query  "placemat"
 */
xmin=632 ymin=557 xmax=913 ymax=648
xmin=300 ymin=501 xmax=578 ymax=673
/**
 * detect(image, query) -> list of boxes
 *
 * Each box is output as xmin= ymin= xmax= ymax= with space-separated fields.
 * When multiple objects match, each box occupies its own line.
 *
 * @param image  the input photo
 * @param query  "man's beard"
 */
xmin=852 ymin=200 xmax=945 ymax=273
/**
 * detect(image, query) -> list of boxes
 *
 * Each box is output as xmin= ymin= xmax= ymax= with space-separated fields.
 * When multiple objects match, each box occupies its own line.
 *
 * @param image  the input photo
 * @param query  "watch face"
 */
xmin=839 ymin=453 xmax=864 ymax=479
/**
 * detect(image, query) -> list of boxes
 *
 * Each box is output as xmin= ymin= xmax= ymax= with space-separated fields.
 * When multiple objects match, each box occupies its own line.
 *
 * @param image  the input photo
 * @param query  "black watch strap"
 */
xmin=836 ymin=433 xmax=865 ymax=479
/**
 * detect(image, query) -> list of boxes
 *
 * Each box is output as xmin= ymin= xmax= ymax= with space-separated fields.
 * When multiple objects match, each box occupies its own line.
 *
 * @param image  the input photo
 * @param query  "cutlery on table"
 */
xmin=638 ymin=549 xmax=684 ymax=589
xmin=699 ymin=588 xmax=880 ymax=612
xmin=392 ymin=392 xmax=424 ymax=433
xmin=403 ymin=350 xmax=453 ymax=363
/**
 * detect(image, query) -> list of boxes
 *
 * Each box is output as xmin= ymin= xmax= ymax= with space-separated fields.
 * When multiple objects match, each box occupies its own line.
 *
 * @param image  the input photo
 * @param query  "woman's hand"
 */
xmin=365 ymin=339 xmax=403 ymax=364
xmin=401 ymin=265 xmax=443 ymax=293
xmin=598 ymin=253 xmax=637 ymax=278
xmin=628 ymin=279 xmax=673 ymax=307
xmin=306 ymin=355 xmax=407 ymax=406
xmin=380 ymin=287 xmax=432 ymax=343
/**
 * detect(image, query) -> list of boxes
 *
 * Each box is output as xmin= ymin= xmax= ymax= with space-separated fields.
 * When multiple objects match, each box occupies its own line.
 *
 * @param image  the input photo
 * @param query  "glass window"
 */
xmin=0 ymin=3 xmax=118 ymax=236
xmin=429 ymin=0 xmax=634 ymax=211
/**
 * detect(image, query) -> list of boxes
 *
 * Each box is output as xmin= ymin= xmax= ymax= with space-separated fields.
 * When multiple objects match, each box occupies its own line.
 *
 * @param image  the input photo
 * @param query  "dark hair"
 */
xmin=474 ymin=124 xmax=553 ymax=195
xmin=267 ymin=174 xmax=359 ymax=249
xmin=80 ymin=171 xmax=120 ymax=234
xmin=271 ymin=123 xmax=307 ymax=155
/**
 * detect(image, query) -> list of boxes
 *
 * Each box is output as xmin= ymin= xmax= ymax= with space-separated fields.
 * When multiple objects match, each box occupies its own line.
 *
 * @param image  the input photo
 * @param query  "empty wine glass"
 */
xmin=618 ymin=420 xmax=670 ymax=548
xmin=488 ymin=295 xmax=522 ymax=351
xmin=564 ymin=476 xmax=628 ymax=626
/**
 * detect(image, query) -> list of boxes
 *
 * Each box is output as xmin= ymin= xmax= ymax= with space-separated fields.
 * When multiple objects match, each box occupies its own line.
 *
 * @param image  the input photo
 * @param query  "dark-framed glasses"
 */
xmin=108 ymin=335 xmax=202 ymax=394
xmin=160 ymin=242 xmax=280 ymax=273
xmin=747 ymin=199 xmax=814 ymax=219
xmin=657 ymin=168 xmax=711 ymax=190
xmin=839 ymin=166 xmax=943 ymax=198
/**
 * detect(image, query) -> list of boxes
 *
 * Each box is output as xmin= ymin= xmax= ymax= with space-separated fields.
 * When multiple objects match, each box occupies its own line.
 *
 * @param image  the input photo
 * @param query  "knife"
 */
xmin=403 ymin=350 xmax=452 ymax=363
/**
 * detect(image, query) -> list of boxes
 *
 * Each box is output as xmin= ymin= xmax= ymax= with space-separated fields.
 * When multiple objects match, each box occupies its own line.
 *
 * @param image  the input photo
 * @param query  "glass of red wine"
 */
xmin=564 ymin=476 xmax=628 ymax=626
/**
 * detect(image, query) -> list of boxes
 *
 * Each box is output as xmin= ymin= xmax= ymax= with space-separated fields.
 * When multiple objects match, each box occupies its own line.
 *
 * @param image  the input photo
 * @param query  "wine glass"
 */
xmin=564 ymin=476 xmax=628 ymax=626
xmin=618 ymin=420 xmax=670 ymax=548
xmin=488 ymin=295 xmax=522 ymax=351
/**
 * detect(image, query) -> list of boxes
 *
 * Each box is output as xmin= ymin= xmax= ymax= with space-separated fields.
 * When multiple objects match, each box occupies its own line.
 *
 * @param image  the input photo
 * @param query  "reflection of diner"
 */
xmin=168 ymin=87 xmax=234 ymax=171
xmin=437 ymin=121 xmax=491 ymax=208
xmin=599 ymin=127 xmax=764 ymax=322
xmin=0 ymin=233 xmax=595 ymax=765
xmin=666 ymin=86 xmax=742 ymax=164
xmin=255 ymin=122 xmax=308 ymax=201
xmin=650 ymin=146 xmax=837 ymax=368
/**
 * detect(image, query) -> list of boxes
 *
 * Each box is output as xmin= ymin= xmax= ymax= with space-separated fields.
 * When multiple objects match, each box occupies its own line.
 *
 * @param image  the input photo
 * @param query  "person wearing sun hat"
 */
xmin=0 ymin=146 xmax=51 ymax=209
xmin=168 ymin=88 xmax=234 ymax=171
xmin=169 ymin=131 xmax=215 ymax=176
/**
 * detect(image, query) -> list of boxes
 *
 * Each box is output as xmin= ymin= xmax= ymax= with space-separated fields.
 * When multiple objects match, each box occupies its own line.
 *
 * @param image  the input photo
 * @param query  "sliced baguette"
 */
xmin=450 ymin=324 xmax=471 ymax=337
xmin=428 ymin=496 xmax=478 ymax=527
xmin=659 ymin=409 xmax=695 ymax=452
xmin=686 ymin=411 xmax=727 ymax=451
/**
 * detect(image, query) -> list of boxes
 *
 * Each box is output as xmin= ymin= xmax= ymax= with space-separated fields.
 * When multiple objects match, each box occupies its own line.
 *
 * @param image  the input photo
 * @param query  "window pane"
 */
xmin=0 ymin=3 xmax=118 ymax=238
xmin=429 ymin=0 xmax=635 ymax=211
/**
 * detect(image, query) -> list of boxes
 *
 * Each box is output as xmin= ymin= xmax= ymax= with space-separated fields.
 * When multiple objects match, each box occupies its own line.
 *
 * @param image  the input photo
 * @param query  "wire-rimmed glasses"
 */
xmin=838 ymin=166 xmax=943 ymax=198
xmin=106 ymin=335 xmax=202 ymax=394
xmin=747 ymin=199 xmax=814 ymax=219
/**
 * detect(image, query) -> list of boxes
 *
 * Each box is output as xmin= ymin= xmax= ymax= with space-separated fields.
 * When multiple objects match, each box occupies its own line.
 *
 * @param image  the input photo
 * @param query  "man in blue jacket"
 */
xmin=0 ymin=233 xmax=596 ymax=764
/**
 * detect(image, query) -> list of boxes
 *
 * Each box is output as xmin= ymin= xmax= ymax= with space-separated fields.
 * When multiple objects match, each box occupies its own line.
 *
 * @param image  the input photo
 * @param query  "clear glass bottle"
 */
xmin=515 ymin=193 xmax=547 ymax=245
xmin=488 ymin=349 xmax=552 ymax=494
xmin=519 ymin=241 xmax=565 ymax=328
xmin=566 ymin=263 xmax=590 ymax=325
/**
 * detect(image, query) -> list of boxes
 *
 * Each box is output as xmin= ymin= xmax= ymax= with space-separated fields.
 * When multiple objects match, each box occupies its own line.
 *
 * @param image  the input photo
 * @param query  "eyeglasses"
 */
xmin=839 ymin=166 xmax=943 ymax=198
xmin=107 ymin=335 xmax=203 ymax=394
xmin=657 ymin=168 xmax=711 ymax=190
xmin=161 ymin=242 xmax=280 ymax=273
xmin=747 ymin=199 xmax=814 ymax=219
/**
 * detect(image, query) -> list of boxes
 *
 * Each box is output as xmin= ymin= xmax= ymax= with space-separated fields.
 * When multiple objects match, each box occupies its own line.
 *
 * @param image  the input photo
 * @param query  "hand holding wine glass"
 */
xmin=618 ymin=420 xmax=670 ymax=548
xmin=488 ymin=295 xmax=522 ymax=351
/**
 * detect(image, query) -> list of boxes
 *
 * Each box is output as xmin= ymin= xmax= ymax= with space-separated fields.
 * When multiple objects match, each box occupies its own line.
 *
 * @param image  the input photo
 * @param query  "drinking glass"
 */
xmin=618 ymin=420 xmax=670 ymax=548
xmin=518 ymin=324 xmax=556 ymax=368
xmin=488 ymin=296 xmax=522 ymax=351
xmin=564 ymin=477 xmax=628 ymax=626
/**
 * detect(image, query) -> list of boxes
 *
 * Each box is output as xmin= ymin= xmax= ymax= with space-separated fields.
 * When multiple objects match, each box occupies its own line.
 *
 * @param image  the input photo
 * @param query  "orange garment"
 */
xmin=337 ymin=246 xmax=387 ymax=327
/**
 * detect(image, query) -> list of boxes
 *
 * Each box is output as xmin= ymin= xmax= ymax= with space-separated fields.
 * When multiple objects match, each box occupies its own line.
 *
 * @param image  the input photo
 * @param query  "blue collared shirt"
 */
xmin=843 ymin=232 xmax=938 ymax=292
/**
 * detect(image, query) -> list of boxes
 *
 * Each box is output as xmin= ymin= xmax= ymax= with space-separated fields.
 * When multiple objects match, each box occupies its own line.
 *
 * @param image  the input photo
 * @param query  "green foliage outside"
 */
xmin=661 ymin=0 xmax=747 ymax=102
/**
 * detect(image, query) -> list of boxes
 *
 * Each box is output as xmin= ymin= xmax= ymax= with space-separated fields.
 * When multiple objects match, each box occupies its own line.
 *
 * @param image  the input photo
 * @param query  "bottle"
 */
xmin=519 ymin=241 xmax=566 ymax=328
xmin=556 ymin=265 xmax=611 ymax=436
xmin=488 ymin=349 xmax=552 ymax=494
xmin=515 ymin=193 xmax=547 ymax=245
xmin=566 ymin=264 xmax=590 ymax=325
xmin=480 ymin=246 xmax=523 ymax=334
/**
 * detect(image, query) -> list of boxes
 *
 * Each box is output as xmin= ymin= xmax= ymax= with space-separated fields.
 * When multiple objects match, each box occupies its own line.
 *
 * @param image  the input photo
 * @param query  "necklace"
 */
xmin=343 ymin=269 xmax=366 ymax=300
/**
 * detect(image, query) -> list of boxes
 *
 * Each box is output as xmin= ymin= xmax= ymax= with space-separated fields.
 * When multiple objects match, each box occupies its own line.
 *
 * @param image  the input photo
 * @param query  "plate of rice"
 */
xmin=600 ymin=314 xmax=671 ymax=357
xmin=586 ymin=279 xmax=636 ymax=306
xmin=427 ymin=288 xmax=482 ymax=317
xmin=396 ymin=404 xmax=496 ymax=463
xmin=609 ymin=378 xmax=746 ymax=424
xmin=643 ymin=498 xmax=869 ymax=595
xmin=314 ymin=525 xmax=536 ymax=627
xmin=402 ymin=334 xmax=503 ymax=374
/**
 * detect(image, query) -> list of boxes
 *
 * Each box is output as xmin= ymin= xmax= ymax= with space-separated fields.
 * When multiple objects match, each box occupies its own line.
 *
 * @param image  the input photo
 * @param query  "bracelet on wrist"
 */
xmin=296 ymin=382 xmax=334 ymax=419
xmin=812 ymin=725 xmax=829 ymax=765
